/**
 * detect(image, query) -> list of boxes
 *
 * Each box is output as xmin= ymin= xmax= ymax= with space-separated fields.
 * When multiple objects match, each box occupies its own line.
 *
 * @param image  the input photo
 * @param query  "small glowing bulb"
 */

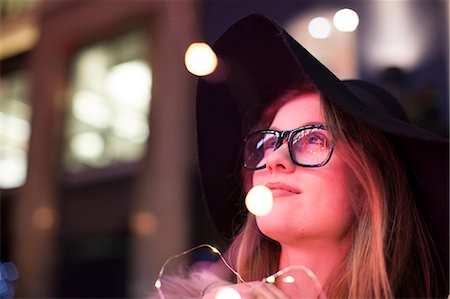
xmin=211 ymin=246 xmax=220 ymax=254
xmin=266 ymin=275 xmax=276 ymax=283
xmin=185 ymin=42 xmax=218 ymax=76
xmin=245 ymin=185 xmax=273 ymax=216
xmin=155 ymin=279 xmax=161 ymax=289
xmin=283 ymin=275 xmax=295 ymax=284
xmin=214 ymin=286 xmax=241 ymax=299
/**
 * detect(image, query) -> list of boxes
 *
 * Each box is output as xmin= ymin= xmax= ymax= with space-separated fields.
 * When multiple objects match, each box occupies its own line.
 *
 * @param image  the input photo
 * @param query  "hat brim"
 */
xmin=196 ymin=13 xmax=448 ymax=272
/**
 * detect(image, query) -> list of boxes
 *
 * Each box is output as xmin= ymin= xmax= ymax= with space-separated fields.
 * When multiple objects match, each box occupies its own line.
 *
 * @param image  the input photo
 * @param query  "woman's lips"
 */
xmin=266 ymin=182 xmax=301 ymax=196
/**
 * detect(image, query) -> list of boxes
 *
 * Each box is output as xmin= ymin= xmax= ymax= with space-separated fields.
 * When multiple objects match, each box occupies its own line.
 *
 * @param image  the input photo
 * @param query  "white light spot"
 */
xmin=185 ymin=42 xmax=218 ymax=76
xmin=73 ymin=90 xmax=111 ymax=128
xmin=245 ymin=185 xmax=273 ymax=216
xmin=266 ymin=275 xmax=276 ymax=283
xmin=70 ymin=131 xmax=105 ymax=161
xmin=0 ymin=112 xmax=31 ymax=142
xmin=333 ymin=8 xmax=359 ymax=32
xmin=154 ymin=279 xmax=161 ymax=289
xmin=104 ymin=60 xmax=152 ymax=110
xmin=0 ymin=147 xmax=27 ymax=189
xmin=214 ymin=286 xmax=241 ymax=299
xmin=308 ymin=17 xmax=332 ymax=39
xmin=283 ymin=275 xmax=295 ymax=284
xmin=112 ymin=113 xmax=149 ymax=143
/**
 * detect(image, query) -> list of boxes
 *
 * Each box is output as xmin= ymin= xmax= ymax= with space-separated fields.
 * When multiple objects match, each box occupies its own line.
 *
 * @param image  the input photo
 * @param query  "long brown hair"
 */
xmin=227 ymin=88 xmax=440 ymax=298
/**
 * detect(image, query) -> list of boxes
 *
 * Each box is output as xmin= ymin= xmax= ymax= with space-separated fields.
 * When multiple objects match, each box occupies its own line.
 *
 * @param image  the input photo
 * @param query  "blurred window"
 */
xmin=64 ymin=31 xmax=151 ymax=173
xmin=0 ymin=70 xmax=31 ymax=189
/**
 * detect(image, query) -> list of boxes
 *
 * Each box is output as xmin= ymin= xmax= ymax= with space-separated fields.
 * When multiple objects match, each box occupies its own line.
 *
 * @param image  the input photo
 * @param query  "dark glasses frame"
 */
xmin=243 ymin=124 xmax=334 ymax=170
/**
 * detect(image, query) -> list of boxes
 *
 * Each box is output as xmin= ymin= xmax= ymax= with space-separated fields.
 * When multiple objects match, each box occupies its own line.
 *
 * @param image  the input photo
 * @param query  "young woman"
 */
xmin=155 ymin=14 xmax=448 ymax=298
xmin=205 ymin=87 xmax=443 ymax=298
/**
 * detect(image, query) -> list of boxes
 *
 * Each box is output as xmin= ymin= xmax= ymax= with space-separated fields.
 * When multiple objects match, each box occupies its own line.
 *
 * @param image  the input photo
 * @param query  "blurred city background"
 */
xmin=0 ymin=0 xmax=448 ymax=297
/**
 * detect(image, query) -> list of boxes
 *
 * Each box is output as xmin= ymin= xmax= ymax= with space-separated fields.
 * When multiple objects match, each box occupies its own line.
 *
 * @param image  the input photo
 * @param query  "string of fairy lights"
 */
xmin=154 ymin=243 xmax=327 ymax=299
xmin=154 ymin=185 xmax=328 ymax=299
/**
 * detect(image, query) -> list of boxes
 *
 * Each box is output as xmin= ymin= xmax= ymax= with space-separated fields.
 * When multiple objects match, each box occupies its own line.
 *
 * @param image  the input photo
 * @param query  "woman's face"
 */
xmin=252 ymin=93 xmax=357 ymax=246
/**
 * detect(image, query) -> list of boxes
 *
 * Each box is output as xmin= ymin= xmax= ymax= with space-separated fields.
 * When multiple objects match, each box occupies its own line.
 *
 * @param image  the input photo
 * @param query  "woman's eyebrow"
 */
xmin=268 ymin=121 xmax=325 ymax=131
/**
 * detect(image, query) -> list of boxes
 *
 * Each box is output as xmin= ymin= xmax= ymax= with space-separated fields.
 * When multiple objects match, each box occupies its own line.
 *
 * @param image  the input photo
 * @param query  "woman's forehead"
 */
xmin=270 ymin=93 xmax=324 ymax=128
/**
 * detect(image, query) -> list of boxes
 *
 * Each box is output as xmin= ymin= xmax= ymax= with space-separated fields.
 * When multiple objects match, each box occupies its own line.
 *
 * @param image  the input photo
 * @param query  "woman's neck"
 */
xmin=277 ymin=237 xmax=352 ymax=297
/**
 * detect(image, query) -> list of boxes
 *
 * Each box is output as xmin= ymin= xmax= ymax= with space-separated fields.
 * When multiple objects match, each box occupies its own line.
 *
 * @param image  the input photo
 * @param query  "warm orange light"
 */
xmin=129 ymin=211 xmax=158 ymax=235
xmin=32 ymin=207 xmax=55 ymax=230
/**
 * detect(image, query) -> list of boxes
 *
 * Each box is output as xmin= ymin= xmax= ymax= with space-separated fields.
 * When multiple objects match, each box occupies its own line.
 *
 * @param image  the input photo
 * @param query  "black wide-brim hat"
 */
xmin=196 ymin=12 xmax=448 ymax=279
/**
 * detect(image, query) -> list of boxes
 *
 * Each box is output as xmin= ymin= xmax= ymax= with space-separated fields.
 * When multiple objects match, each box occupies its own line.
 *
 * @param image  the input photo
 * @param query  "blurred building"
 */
xmin=1 ymin=0 xmax=202 ymax=297
xmin=0 ymin=0 xmax=448 ymax=298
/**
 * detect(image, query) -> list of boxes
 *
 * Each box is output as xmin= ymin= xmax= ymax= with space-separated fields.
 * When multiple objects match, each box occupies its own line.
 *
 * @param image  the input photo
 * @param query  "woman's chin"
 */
xmin=256 ymin=217 xmax=301 ymax=240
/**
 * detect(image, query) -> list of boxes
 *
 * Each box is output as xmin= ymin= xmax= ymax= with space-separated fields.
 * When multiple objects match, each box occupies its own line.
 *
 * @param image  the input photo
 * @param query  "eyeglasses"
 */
xmin=243 ymin=124 xmax=334 ymax=170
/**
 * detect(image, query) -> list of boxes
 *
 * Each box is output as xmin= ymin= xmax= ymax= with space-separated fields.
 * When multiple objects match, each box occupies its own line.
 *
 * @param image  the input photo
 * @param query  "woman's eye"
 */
xmin=293 ymin=131 xmax=323 ymax=144
xmin=306 ymin=134 xmax=325 ymax=145
xmin=263 ymin=135 xmax=277 ymax=149
xmin=292 ymin=131 xmax=329 ymax=152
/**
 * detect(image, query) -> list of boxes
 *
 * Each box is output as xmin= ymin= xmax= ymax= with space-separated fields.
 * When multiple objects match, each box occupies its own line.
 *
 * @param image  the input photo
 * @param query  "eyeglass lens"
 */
xmin=243 ymin=126 xmax=333 ymax=169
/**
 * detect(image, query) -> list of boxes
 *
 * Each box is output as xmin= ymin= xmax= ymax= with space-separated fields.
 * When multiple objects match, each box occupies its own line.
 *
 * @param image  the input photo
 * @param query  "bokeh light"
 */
xmin=73 ymin=90 xmax=111 ymax=128
xmin=184 ymin=42 xmax=218 ymax=76
xmin=31 ymin=207 xmax=55 ymax=230
xmin=0 ymin=146 xmax=27 ymax=189
xmin=333 ymin=8 xmax=359 ymax=32
xmin=129 ymin=211 xmax=158 ymax=235
xmin=70 ymin=131 xmax=105 ymax=161
xmin=308 ymin=17 xmax=332 ymax=39
xmin=104 ymin=60 xmax=151 ymax=110
xmin=245 ymin=185 xmax=273 ymax=216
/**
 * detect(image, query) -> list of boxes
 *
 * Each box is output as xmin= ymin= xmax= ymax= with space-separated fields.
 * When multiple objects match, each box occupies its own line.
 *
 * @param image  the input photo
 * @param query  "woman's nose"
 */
xmin=265 ymin=143 xmax=296 ymax=172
